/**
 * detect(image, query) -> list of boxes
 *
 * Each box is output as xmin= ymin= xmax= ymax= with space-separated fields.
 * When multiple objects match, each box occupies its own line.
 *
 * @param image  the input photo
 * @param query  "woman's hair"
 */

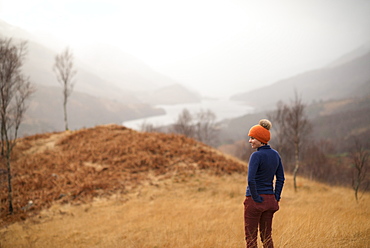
xmin=259 ymin=119 xmax=272 ymax=130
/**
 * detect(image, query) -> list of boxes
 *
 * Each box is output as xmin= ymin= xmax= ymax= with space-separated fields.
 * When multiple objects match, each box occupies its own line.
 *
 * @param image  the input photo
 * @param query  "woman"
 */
xmin=244 ymin=119 xmax=285 ymax=248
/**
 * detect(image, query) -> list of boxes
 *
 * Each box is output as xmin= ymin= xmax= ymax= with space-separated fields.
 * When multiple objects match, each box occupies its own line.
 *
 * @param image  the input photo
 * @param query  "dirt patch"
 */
xmin=20 ymin=131 xmax=72 ymax=155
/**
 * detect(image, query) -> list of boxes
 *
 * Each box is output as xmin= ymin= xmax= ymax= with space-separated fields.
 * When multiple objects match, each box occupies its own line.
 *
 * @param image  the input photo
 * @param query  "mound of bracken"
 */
xmin=0 ymin=124 xmax=246 ymax=226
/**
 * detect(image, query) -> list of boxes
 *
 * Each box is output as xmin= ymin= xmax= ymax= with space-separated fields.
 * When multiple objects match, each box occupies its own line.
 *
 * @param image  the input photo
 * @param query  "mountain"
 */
xmin=308 ymin=95 xmax=370 ymax=152
xmin=0 ymin=19 xmax=200 ymax=104
xmin=0 ymin=19 xmax=203 ymax=136
xmin=0 ymin=19 xmax=126 ymax=101
xmin=221 ymin=93 xmax=370 ymax=147
xmin=231 ymin=47 xmax=370 ymax=111
xmin=221 ymin=46 xmax=370 ymax=152
xmin=23 ymin=40 xmax=138 ymax=103
xmin=327 ymin=43 xmax=370 ymax=68
xmin=20 ymin=85 xmax=165 ymax=137
xmin=75 ymin=43 xmax=178 ymax=92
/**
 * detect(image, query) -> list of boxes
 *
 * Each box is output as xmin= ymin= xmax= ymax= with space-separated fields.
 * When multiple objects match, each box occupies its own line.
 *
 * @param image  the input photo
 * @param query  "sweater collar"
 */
xmin=257 ymin=145 xmax=270 ymax=151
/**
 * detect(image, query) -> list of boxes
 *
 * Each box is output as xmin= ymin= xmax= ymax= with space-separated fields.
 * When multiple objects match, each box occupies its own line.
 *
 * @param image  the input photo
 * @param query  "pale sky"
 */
xmin=1 ymin=0 xmax=370 ymax=97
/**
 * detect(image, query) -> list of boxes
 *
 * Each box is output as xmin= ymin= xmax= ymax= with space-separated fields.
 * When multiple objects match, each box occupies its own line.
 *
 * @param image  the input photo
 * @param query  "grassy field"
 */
xmin=1 ymin=173 xmax=370 ymax=248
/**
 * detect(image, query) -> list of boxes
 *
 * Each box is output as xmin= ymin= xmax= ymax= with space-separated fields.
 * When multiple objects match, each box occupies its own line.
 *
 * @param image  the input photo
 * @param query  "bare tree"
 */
xmin=350 ymin=137 xmax=369 ymax=202
xmin=288 ymin=93 xmax=312 ymax=191
xmin=269 ymin=92 xmax=311 ymax=191
xmin=171 ymin=108 xmax=195 ymax=137
xmin=194 ymin=109 xmax=219 ymax=146
xmin=170 ymin=108 xmax=220 ymax=146
xmin=0 ymin=38 xmax=34 ymax=214
xmin=53 ymin=47 xmax=77 ymax=131
xmin=139 ymin=121 xmax=159 ymax=133
xmin=268 ymin=101 xmax=290 ymax=162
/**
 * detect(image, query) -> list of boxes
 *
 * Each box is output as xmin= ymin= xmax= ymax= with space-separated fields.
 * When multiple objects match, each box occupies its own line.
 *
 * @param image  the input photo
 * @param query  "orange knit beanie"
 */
xmin=248 ymin=119 xmax=272 ymax=144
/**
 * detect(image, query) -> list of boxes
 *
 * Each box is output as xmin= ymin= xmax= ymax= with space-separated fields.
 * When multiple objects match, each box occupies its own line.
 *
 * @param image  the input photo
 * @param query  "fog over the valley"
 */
xmin=1 ymin=0 xmax=370 ymax=98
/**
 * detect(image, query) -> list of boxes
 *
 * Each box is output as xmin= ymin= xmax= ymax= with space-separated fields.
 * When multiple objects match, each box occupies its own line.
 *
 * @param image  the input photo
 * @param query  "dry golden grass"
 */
xmin=1 ymin=173 xmax=369 ymax=248
xmin=1 ymin=125 xmax=246 ymax=225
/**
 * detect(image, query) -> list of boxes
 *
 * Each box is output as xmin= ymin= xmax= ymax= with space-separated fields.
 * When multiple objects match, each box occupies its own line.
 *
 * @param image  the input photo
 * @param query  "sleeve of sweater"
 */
xmin=248 ymin=153 xmax=263 ymax=203
xmin=274 ymin=157 xmax=285 ymax=201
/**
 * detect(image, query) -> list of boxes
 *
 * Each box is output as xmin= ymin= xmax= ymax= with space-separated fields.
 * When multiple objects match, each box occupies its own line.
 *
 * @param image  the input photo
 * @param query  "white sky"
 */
xmin=1 ymin=0 xmax=370 ymax=97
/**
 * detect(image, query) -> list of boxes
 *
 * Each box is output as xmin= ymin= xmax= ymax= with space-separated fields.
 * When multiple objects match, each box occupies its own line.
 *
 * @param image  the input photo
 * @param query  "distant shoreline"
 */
xmin=123 ymin=99 xmax=253 ymax=130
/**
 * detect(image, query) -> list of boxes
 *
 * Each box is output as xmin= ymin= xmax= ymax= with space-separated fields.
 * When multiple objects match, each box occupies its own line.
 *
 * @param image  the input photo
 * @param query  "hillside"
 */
xmin=309 ymin=95 xmax=370 ymax=152
xmin=219 ymin=94 xmax=370 ymax=154
xmin=1 ymin=30 xmax=136 ymax=103
xmin=1 ymin=19 xmax=203 ymax=136
xmin=221 ymin=44 xmax=370 ymax=154
xmin=75 ymin=43 xmax=181 ymax=93
xmin=222 ymin=93 xmax=370 ymax=137
xmin=231 ymin=49 xmax=370 ymax=111
xmin=0 ymin=19 xmax=179 ymax=98
xmin=1 ymin=125 xmax=369 ymax=247
xmin=0 ymin=124 xmax=246 ymax=226
xmin=1 ymin=173 xmax=369 ymax=247
xmin=19 ymin=84 xmax=165 ymax=137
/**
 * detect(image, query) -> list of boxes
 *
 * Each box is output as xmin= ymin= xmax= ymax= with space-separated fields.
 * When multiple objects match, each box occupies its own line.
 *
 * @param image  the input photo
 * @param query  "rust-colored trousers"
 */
xmin=244 ymin=195 xmax=279 ymax=248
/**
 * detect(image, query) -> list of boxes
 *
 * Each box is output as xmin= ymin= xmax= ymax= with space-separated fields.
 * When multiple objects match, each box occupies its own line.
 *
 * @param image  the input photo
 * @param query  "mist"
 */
xmin=1 ymin=0 xmax=369 ymax=98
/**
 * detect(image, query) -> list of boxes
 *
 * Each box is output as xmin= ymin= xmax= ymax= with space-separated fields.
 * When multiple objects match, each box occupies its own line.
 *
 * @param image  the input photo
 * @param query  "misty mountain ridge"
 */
xmin=1 ymin=19 xmax=203 ymax=136
xmin=0 ymin=19 xmax=198 ymax=105
xmin=221 ymin=45 xmax=370 ymax=149
xmin=231 ymin=46 xmax=370 ymax=111
xmin=2 ymin=18 xmax=370 ymax=139
xmin=327 ymin=42 xmax=370 ymax=68
xmin=75 ymin=43 xmax=178 ymax=92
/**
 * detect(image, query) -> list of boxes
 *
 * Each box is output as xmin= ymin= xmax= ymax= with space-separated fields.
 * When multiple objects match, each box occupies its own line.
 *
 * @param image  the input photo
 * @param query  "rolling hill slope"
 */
xmin=0 ymin=124 xmax=246 ymax=226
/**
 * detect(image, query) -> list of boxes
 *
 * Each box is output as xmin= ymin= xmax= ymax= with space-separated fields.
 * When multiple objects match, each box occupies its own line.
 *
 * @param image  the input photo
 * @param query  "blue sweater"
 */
xmin=246 ymin=145 xmax=285 ymax=203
